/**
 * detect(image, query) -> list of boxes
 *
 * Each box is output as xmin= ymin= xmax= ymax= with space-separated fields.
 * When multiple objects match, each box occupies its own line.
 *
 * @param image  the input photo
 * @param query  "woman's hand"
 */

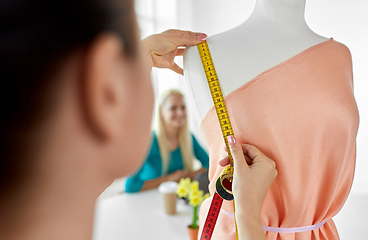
xmin=219 ymin=136 xmax=277 ymax=240
xmin=141 ymin=29 xmax=207 ymax=75
xmin=165 ymin=169 xmax=192 ymax=182
xmin=188 ymin=167 xmax=207 ymax=180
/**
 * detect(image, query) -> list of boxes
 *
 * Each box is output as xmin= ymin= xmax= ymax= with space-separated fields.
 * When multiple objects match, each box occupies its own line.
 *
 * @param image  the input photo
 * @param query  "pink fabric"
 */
xmin=198 ymin=38 xmax=359 ymax=240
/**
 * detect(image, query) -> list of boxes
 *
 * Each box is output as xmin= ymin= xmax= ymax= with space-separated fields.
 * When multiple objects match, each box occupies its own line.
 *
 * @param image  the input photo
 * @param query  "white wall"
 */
xmin=176 ymin=0 xmax=368 ymax=194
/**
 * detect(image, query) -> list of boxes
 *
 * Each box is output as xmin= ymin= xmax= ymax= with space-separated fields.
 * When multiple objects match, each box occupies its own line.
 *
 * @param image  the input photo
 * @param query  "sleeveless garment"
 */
xmin=198 ymin=38 xmax=359 ymax=240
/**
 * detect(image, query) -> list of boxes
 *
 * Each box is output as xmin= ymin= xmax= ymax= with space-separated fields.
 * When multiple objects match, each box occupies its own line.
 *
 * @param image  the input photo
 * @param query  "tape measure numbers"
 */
xmin=198 ymin=44 xmax=235 ymax=163
xmin=201 ymin=193 xmax=223 ymax=238
xmin=197 ymin=41 xmax=239 ymax=240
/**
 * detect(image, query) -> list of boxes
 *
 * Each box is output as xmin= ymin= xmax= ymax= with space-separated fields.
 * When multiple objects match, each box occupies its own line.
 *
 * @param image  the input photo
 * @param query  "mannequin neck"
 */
xmin=246 ymin=0 xmax=308 ymax=29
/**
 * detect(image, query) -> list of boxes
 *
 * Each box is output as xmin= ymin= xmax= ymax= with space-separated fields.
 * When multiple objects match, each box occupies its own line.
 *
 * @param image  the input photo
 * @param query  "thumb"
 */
xmin=227 ymin=135 xmax=249 ymax=174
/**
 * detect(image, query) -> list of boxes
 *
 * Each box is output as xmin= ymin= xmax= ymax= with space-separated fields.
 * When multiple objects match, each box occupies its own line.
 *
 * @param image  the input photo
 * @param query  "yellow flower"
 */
xmin=189 ymin=195 xmax=201 ymax=207
xmin=190 ymin=181 xmax=199 ymax=192
xmin=189 ymin=189 xmax=203 ymax=199
xmin=176 ymin=185 xmax=188 ymax=198
xmin=183 ymin=177 xmax=191 ymax=187
xmin=176 ymin=178 xmax=211 ymax=228
xmin=176 ymin=178 xmax=210 ymax=205
xmin=177 ymin=178 xmax=191 ymax=198
xmin=178 ymin=178 xmax=186 ymax=187
xmin=189 ymin=189 xmax=204 ymax=207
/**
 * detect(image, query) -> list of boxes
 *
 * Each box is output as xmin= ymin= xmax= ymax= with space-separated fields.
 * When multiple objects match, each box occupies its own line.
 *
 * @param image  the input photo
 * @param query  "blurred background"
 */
xmin=94 ymin=0 xmax=368 ymax=239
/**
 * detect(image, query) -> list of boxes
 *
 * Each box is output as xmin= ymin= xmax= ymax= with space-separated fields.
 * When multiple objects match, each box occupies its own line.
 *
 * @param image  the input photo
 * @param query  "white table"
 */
xmin=93 ymin=189 xmax=195 ymax=240
xmin=93 ymin=189 xmax=368 ymax=240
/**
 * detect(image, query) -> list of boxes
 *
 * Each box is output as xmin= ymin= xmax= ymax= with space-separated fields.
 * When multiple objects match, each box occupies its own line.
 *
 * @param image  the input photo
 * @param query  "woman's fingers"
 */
xmin=142 ymin=29 xmax=206 ymax=74
xmin=161 ymin=29 xmax=207 ymax=47
xmin=176 ymin=48 xmax=185 ymax=56
xmin=227 ymin=136 xmax=250 ymax=174
xmin=244 ymin=154 xmax=253 ymax=165
xmin=221 ymin=144 xmax=253 ymax=166
xmin=242 ymin=144 xmax=267 ymax=162
xmin=169 ymin=63 xmax=184 ymax=75
xmin=163 ymin=29 xmax=204 ymax=38
xmin=218 ymin=156 xmax=230 ymax=167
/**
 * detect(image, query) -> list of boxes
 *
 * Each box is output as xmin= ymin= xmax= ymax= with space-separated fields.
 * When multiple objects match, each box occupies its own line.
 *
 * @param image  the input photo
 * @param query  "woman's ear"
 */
xmin=81 ymin=33 xmax=125 ymax=140
xmin=78 ymin=31 xmax=154 ymax=179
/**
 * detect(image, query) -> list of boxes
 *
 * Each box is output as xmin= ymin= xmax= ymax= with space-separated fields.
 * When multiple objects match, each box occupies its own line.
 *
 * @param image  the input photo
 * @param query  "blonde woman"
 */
xmin=125 ymin=89 xmax=209 ymax=192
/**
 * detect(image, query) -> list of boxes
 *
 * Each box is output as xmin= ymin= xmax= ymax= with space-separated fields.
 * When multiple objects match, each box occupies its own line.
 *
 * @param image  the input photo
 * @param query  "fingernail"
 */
xmin=227 ymin=135 xmax=236 ymax=146
xmin=198 ymin=34 xmax=207 ymax=41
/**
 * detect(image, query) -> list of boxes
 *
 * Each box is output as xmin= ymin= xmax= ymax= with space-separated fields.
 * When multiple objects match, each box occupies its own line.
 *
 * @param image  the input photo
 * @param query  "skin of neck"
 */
xmin=164 ymin=124 xmax=180 ymax=141
xmin=163 ymin=122 xmax=182 ymax=151
xmin=0 ymin=53 xmax=114 ymax=240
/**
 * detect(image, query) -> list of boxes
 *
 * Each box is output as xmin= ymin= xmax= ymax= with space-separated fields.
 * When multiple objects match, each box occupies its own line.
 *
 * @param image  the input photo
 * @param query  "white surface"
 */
xmin=93 ymin=190 xmax=368 ymax=240
xmin=93 ymin=189 xmax=193 ymax=240
xmin=333 ymin=193 xmax=368 ymax=239
xmin=99 ymin=178 xmax=126 ymax=199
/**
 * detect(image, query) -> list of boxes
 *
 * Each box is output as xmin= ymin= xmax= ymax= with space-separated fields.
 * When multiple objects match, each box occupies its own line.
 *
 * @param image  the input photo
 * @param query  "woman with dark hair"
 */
xmin=0 ymin=0 xmax=277 ymax=240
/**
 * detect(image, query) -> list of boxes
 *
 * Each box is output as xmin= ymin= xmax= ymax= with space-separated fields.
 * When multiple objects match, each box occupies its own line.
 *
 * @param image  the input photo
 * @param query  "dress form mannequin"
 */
xmin=184 ymin=0 xmax=329 ymax=123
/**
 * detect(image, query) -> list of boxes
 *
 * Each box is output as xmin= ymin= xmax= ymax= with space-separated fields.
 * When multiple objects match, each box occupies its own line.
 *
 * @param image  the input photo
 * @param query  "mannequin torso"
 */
xmin=184 ymin=0 xmax=329 ymax=123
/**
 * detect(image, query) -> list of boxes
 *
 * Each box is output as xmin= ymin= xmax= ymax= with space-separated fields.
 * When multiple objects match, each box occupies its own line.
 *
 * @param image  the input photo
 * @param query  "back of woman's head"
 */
xmin=0 ymin=0 xmax=137 ymax=195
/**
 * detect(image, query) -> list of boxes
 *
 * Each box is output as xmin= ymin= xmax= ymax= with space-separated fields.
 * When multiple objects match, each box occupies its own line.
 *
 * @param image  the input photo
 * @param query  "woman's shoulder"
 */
xmin=190 ymin=132 xmax=198 ymax=141
xmin=190 ymin=133 xmax=201 ymax=147
xmin=151 ymin=131 xmax=157 ymax=140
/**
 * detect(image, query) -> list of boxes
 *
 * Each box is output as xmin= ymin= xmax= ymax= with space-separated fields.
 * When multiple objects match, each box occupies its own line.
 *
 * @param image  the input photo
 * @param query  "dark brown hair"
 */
xmin=0 ymin=0 xmax=138 ymax=196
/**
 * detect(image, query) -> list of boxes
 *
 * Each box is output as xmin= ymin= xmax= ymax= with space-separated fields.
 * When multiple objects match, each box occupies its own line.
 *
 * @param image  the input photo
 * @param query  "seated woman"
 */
xmin=125 ymin=89 xmax=209 ymax=193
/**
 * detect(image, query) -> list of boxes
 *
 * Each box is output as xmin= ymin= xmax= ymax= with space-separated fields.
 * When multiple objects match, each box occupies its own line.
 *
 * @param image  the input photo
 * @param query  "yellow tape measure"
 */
xmin=197 ymin=41 xmax=239 ymax=240
xmin=197 ymin=43 xmax=235 ymax=162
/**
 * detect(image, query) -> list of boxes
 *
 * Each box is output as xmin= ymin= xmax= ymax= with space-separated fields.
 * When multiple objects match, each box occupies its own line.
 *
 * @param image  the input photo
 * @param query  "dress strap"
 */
xmin=221 ymin=209 xmax=327 ymax=233
xmin=262 ymin=220 xmax=327 ymax=233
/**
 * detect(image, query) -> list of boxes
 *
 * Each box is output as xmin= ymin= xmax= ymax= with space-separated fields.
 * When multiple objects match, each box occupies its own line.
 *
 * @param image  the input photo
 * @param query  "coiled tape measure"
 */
xmin=197 ymin=41 xmax=239 ymax=240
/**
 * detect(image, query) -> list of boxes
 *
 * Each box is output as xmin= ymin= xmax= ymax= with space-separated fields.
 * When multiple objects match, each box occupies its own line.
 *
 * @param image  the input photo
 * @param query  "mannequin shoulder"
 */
xmin=184 ymin=45 xmax=203 ymax=72
xmin=183 ymin=45 xmax=216 ymax=124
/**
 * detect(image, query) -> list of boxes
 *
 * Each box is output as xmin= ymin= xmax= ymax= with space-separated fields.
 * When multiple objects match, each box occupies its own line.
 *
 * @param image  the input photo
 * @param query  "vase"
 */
xmin=187 ymin=225 xmax=199 ymax=240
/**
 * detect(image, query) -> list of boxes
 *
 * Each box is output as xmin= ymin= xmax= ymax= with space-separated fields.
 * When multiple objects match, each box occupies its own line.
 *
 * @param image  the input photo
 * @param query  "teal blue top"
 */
xmin=125 ymin=132 xmax=209 ymax=193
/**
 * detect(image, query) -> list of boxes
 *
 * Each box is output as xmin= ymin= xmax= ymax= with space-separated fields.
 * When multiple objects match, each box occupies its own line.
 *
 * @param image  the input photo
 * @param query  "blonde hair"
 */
xmin=153 ymin=89 xmax=194 ymax=174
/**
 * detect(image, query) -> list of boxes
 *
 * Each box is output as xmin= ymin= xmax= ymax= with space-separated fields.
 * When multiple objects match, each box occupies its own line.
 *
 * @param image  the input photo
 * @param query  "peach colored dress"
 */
xmin=198 ymin=38 xmax=359 ymax=240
